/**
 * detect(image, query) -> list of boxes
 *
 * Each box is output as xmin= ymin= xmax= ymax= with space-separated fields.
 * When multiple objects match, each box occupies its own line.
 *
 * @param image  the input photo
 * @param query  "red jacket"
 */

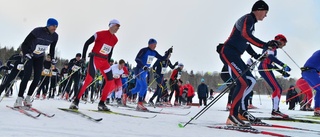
xmin=185 ymin=83 xmax=195 ymax=97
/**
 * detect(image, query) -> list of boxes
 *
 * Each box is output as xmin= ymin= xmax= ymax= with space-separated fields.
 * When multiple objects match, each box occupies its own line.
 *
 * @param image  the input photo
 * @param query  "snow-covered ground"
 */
xmin=0 ymin=82 xmax=318 ymax=137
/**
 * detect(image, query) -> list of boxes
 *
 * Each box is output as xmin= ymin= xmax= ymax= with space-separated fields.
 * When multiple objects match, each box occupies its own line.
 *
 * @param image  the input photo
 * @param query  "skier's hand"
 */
xmin=253 ymin=53 xmax=266 ymax=61
xmin=174 ymin=61 xmax=178 ymax=66
xmin=51 ymin=59 xmax=57 ymax=65
xmin=143 ymin=66 xmax=149 ymax=71
xmin=266 ymin=40 xmax=281 ymax=49
xmin=167 ymin=47 xmax=173 ymax=53
xmin=283 ymin=64 xmax=291 ymax=72
xmin=24 ymin=53 xmax=32 ymax=61
xmin=282 ymin=71 xmax=290 ymax=78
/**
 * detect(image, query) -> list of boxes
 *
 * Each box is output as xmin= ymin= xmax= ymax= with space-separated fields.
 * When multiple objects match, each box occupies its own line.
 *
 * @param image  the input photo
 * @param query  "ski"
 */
xmin=6 ymin=105 xmax=41 ymax=119
xmin=58 ymin=108 xmax=103 ymax=122
xmin=146 ymin=104 xmax=191 ymax=109
xmin=294 ymin=115 xmax=320 ymax=121
xmin=206 ymin=125 xmax=291 ymax=137
xmin=218 ymin=109 xmax=263 ymax=113
xmin=257 ymin=117 xmax=320 ymax=124
xmin=23 ymin=107 xmax=55 ymax=118
xmin=251 ymin=122 xmax=320 ymax=133
xmin=89 ymin=109 xmax=157 ymax=119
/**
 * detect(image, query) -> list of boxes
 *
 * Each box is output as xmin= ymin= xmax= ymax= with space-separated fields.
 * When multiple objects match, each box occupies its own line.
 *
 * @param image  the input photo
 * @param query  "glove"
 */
xmin=167 ymin=47 xmax=173 ymax=53
xmin=143 ymin=66 xmax=149 ymax=71
xmin=282 ymin=71 xmax=290 ymax=78
xmin=174 ymin=61 xmax=178 ymax=66
xmin=267 ymin=40 xmax=281 ymax=49
xmin=51 ymin=59 xmax=57 ymax=65
xmin=24 ymin=53 xmax=32 ymax=61
xmin=283 ymin=64 xmax=291 ymax=72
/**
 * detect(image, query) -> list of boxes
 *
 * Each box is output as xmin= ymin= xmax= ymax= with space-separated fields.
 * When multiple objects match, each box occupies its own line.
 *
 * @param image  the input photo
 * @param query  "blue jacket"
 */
xmin=135 ymin=47 xmax=169 ymax=69
xmin=304 ymin=50 xmax=320 ymax=71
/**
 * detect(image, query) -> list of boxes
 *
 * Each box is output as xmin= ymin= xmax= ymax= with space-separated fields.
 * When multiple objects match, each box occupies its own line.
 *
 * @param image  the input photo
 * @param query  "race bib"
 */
xmin=17 ymin=64 xmax=24 ymax=70
xmin=52 ymin=72 xmax=57 ymax=76
xmin=33 ymin=45 xmax=48 ymax=55
xmin=63 ymin=73 xmax=68 ymax=79
xmin=121 ymin=74 xmax=128 ymax=78
xmin=8 ymin=70 xmax=11 ymax=74
xmin=43 ymin=69 xmax=50 ymax=75
xmin=147 ymin=55 xmax=154 ymax=65
xmin=161 ymin=67 xmax=167 ymax=74
xmin=99 ymin=44 xmax=112 ymax=55
xmin=177 ymin=72 xmax=182 ymax=79
xmin=72 ymin=65 xmax=80 ymax=71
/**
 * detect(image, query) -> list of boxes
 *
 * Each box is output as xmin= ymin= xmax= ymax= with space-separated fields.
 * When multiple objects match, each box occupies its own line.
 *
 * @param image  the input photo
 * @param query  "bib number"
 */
xmin=33 ymin=45 xmax=48 ymax=55
xmin=63 ymin=73 xmax=68 ymax=79
xmin=147 ymin=56 xmax=154 ymax=65
xmin=99 ymin=44 xmax=112 ymax=55
xmin=113 ymin=74 xmax=120 ymax=79
xmin=72 ymin=65 xmax=80 ymax=71
xmin=17 ymin=64 xmax=24 ymax=70
xmin=43 ymin=69 xmax=50 ymax=75
xmin=52 ymin=72 xmax=57 ymax=76
xmin=161 ymin=67 xmax=167 ymax=74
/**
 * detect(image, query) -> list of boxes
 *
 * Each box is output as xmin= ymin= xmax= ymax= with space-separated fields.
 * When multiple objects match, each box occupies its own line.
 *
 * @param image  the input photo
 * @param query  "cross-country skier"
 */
xmin=65 ymin=53 xmax=84 ymax=100
xmin=14 ymin=18 xmax=58 ymax=107
xmin=148 ymin=51 xmax=178 ymax=106
xmin=0 ymin=52 xmax=24 ymax=97
xmin=69 ymin=19 xmax=120 ymax=111
xmin=301 ymin=50 xmax=320 ymax=116
xmin=36 ymin=54 xmax=52 ymax=99
xmin=109 ymin=59 xmax=126 ymax=105
xmin=123 ymin=38 xmax=172 ymax=111
xmin=296 ymin=77 xmax=314 ymax=111
xmin=59 ymin=62 xmax=69 ymax=98
xmin=218 ymin=0 xmax=279 ymax=126
xmin=258 ymin=34 xmax=290 ymax=118
xmin=168 ymin=63 xmax=184 ymax=106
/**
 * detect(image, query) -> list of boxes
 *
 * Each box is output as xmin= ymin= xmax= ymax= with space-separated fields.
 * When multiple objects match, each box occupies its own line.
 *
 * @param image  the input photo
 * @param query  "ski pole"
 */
xmin=281 ymin=83 xmax=320 ymax=103
xmin=179 ymin=51 xmax=267 ymax=128
xmin=220 ymin=68 xmax=282 ymax=73
xmin=299 ymin=97 xmax=313 ymax=110
xmin=31 ymin=75 xmax=49 ymax=102
xmin=281 ymin=48 xmax=301 ymax=69
xmin=56 ymin=69 xmax=79 ymax=86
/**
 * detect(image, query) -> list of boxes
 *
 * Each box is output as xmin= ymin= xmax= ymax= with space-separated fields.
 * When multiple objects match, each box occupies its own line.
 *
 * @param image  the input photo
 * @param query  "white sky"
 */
xmin=0 ymin=0 xmax=319 ymax=79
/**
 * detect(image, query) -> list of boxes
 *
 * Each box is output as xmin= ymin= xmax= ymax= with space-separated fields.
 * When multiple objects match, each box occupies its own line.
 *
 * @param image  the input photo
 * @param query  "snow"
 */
xmin=0 ymin=83 xmax=319 ymax=137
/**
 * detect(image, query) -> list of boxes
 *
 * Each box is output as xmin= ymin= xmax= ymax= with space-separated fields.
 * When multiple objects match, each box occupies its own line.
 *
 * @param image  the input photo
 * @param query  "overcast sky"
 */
xmin=0 ymin=0 xmax=319 ymax=79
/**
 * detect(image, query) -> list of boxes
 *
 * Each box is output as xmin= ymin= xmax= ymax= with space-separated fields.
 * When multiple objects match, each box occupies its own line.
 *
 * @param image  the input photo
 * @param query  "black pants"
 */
xmin=0 ymin=69 xmax=23 ymax=95
xmin=187 ymin=96 xmax=193 ymax=104
xmin=65 ymin=72 xmax=81 ymax=98
xmin=288 ymin=101 xmax=296 ymax=110
xmin=199 ymin=97 xmax=207 ymax=106
xmin=169 ymin=80 xmax=179 ymax=102
xmin=18 ymin=57 xmax=44 ymax=97
xmin=58 ymin=79 xmax=68 ymax=95
xmin=49 ymin=77 xmax=57 ymax=97
xmin=149 ymin=74 xmax=164 ymax=103
xmin=37 ymin=76 xmax=50 ymax=95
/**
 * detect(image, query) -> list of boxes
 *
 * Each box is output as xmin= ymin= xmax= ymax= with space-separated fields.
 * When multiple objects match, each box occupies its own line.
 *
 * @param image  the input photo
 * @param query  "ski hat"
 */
xmin=275 ymin=34 xmax=287 ymax=43
xmin=178 ymin=63 xmax=184 ymax=67
xmin=201 ymin=78 xmax=205 ymax=83
xmin=252 ymin=0 xmax=269 ymax=11
xmin=148 ymin=38 xmax=157 ymax=45
xmin=109 ymin=19 xmax=120 ymax=27
xmin=76 ymin=53 xmax=81 ymax=57
xmin=46 ymin=18 xmax=58 ymax=27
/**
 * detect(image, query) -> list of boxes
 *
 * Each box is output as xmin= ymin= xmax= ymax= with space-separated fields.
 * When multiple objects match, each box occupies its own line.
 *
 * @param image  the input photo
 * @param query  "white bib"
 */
xmin=72 ymin=65 xmax=80 ymax=71
xmin=33 ymin=45 xmax=48 ymax=55
xmin=63 ymin=73 xmax=68 ymax=79
xmin=17 ymin=64 xmax=24 ymax=70
xmin=177 ymin=72 xmax=182 ymax=79
xmin=99 ymin=44 xmax=112 ymax=55
xmin=161 ymin=67 xmax=167 ymax=74
xmin=43 ymin=69 xmax=50 ymax=75
xmin=147 ymin=55 xmax=155 ymax=65
xmin=113 ymin=74 xmax=120 ymax=79
xmin=52 ymin=72 xmax=57 ymax=76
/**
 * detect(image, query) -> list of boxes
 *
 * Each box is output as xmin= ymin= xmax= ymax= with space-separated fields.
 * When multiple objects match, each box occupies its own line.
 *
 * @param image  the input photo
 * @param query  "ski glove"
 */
xmin=167 ymin=47 xmax=173 ymax=53
xmin=283 ymin=64 xmax=291 ymax=72
xmin=174 ymin=61 xmax=178 ymax=66
xmin=143 ymin=66 xmax=149 ymax=71
xmin=266 ymin=40 xmax=281 ymax=49
xmin=282 ymin=71 xmax=290 ymax=78
xmin=51 ymin=59 xmax=57 ymax=65
xmin=24 ymin=53 xmax=32 ymax=60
